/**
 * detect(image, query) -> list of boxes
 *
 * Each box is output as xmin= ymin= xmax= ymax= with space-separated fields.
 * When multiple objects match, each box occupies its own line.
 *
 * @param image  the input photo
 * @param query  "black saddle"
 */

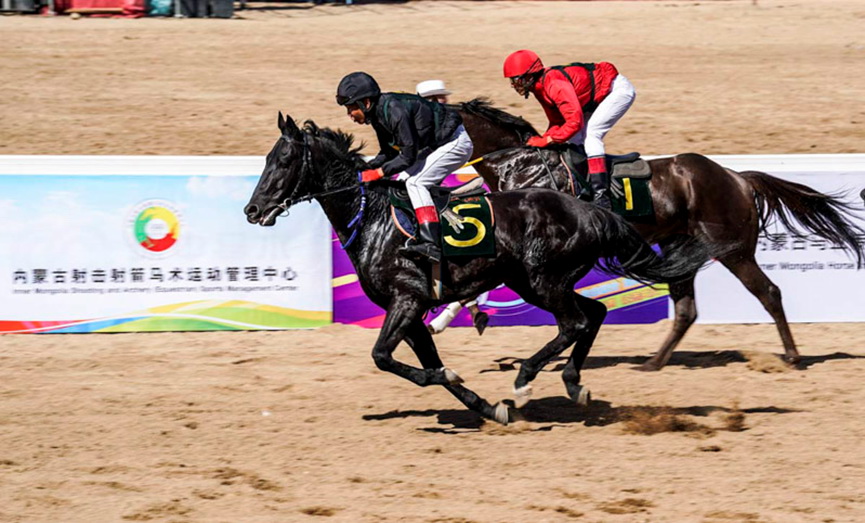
xmin=385 ymin=178 xmax=487 ymax=214
xmin=607 ymin=152 xmax=641 ymax=168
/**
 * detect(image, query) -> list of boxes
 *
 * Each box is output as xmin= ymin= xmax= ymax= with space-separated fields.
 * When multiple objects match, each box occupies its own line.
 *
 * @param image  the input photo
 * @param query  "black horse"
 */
xmin=452 ymin=99 xmax=865 ymax=371
xmin=244 ymin=113 xmax=713 ymax=423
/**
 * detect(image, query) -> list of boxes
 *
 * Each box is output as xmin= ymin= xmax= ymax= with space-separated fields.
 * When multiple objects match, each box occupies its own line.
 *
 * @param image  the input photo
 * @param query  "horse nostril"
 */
xmin=245 ymin=204 xmax=259 ymax=217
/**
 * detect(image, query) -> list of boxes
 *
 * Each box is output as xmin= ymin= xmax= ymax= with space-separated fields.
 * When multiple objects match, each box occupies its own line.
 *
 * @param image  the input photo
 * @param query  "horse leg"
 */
xmin=636 ymin=275 xmax=697 ymax=371
xmin=404 ymin=320 xmax=509 ymax=424
xmin=719 ymin=255 xmax=800 ymax=365
xmin=372 ymin=297 xmax=464 ymax=388
xmin=560 ymin=294 xmax=608 ymax=406
xmin=466 ymin=299 xmax=490 ymax=335
xmin=510 ymin=287 xmax=595 ymax=409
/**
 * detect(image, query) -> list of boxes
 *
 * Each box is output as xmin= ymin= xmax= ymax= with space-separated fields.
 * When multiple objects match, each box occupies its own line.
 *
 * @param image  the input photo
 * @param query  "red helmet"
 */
xmin=503 ymin=50 xmax=544 ymax=78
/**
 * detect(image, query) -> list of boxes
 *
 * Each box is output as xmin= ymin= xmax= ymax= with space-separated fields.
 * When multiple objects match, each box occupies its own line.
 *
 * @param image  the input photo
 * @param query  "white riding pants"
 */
xmin=567 ymin=74 xmax=636 ymax=158
xmin=402 ymin=125 xmax=474 ymax=211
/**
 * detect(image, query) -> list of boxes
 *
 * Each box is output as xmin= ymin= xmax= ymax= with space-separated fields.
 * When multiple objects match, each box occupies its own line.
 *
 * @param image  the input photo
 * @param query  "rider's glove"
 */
xmin=360 ymin=168 xmax=384 ymax=183
xmin=526 ymin=135 xmax=551 ymax=148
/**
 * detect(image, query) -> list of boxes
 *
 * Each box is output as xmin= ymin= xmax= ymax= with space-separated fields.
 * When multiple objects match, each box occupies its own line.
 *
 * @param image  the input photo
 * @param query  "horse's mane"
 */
xmin=302 ymin=120 xmax=367 ymax=169
xmin=455 ymin=98 xmax=539 ymax=138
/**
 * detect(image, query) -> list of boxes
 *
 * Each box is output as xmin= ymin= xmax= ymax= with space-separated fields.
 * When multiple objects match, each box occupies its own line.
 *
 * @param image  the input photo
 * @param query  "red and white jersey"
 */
xmin=530 ymin=62 xmax=619 ymax=143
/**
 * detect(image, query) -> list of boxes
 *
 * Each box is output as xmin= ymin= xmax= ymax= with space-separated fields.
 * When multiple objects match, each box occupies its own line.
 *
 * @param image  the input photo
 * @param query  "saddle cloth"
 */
xmin=608 ymin=154 xmax=654 ymax=220
xmin=389 ymin=179 xmax=496 ymax=259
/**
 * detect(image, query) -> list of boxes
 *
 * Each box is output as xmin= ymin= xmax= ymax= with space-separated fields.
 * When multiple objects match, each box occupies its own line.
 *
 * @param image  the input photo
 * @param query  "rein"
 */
xmin=269 ymin=133 xmax=367 ymax=250
xmin=533 ymin=148 xmax=561 ymax=192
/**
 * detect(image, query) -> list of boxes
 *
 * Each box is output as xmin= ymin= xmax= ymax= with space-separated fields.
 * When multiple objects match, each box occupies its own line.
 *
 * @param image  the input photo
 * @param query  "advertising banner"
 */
xmin=693 ymin=155 xmax=865 ymax=323
xmin=0 ymin=156 xmax=332 ymax=333
xmin=5 ymin=154 xmax=860 ymax=333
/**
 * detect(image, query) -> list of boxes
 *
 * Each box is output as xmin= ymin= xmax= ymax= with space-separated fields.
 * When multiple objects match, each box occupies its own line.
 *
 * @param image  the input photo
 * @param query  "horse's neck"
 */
xmin=317 ymin=187 xmax=393 ymax=271
xmin=466 ymin=114 xmax=523 ymax=152
xmin=307 ymin=143 xmax=393 ymax=264
xmin=459 ymin=114 xmax=526 ymax=191
xmin=491 ymin=149 xmax=562 ymax=191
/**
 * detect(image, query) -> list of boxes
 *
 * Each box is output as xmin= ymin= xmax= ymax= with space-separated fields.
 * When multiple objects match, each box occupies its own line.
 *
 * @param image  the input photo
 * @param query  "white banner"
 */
xmin=3 ymin=154 xmax=862 ymax=331
xmin=692 ymin=155 xmax=865 ymax=323
xmin=0 ymin=156 xmax=332 ymax=333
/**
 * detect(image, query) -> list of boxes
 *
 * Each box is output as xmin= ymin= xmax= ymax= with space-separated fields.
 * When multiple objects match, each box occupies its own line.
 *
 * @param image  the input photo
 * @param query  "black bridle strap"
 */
xmin=272 ymin=133 xmax=366 ymax=249
xmin=278 ymin=183 xmax=360 ymax=209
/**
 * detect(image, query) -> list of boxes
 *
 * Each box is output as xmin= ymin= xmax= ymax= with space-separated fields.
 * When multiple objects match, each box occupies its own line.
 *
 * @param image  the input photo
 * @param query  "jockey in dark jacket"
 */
xmin=336 ymin=71 xmax=473 ymax=264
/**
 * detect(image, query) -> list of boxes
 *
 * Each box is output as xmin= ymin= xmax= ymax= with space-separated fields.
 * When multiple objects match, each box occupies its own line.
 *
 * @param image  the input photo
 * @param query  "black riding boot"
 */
xmin=589 ymin=171 xmax=612 ymax=210
xmin=400 ymin=222 xmax=442 ymax=263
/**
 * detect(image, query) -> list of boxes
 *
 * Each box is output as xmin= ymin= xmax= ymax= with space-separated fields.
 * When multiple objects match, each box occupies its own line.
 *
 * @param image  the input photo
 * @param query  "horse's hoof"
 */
xmin=473 ymin=312 xmax=489 ymax=336
xmin=513 ymin=384 xmax=532 ymax=409
xmin=633 ymin=361 xmax=662 ymax=372
xmin=572 ymin=385 xmax=591 ymax=407
xmin=492 ymin=402 xmax=510 ymax=425
xmin=443 ymin=367 xmax=464 ymax=385
xmin=783 ymin=354 xmax=801 ymax=367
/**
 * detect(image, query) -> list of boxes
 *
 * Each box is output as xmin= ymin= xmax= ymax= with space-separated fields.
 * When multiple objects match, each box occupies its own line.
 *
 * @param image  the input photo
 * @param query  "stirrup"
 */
xmin=593 ymin=192 xmax=611 ymax=210
xmin=399 ymin=243 xmax=441 ymax=264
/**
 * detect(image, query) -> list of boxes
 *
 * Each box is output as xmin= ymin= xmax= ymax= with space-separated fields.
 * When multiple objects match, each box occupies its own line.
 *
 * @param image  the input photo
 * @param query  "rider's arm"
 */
xmin=543 ymin=76 xmax=584 ymax=143
xmin=379 ymin=102 xmax=419 ymax=177
xmin=367 ymin=124 xmax=397 ymax=169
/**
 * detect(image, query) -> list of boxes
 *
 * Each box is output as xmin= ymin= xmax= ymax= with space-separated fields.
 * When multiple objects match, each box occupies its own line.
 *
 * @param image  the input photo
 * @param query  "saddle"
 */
xmin=559 ymin=145 xmax=654 ymax=220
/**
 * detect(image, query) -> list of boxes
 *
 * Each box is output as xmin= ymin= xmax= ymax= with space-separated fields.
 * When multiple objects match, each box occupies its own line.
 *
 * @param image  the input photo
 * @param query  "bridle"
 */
xmin=267 ymin=132 xmax=367 ymax=249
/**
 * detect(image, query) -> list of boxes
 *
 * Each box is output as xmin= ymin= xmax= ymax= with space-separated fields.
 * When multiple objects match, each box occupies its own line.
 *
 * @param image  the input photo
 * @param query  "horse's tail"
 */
xmin=740 ymin=170 xmax=865 ymax=268
xmin=594 ymin=211 xmax=711 ymax=284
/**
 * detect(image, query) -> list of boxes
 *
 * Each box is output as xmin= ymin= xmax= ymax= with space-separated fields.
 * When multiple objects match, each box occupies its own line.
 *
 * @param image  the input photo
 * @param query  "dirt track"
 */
xmin=2 ymin=323 xmax=865 ymax=522
xmin=1 ymin=1 xmax=865 ymax=522
xmin=1 ymin=0 xmax=864 ymax=156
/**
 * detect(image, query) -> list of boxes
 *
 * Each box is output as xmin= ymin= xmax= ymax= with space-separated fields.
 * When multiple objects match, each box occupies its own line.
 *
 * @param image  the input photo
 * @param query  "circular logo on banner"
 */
xmin=128 ymin=200 xmax=183 ymax=257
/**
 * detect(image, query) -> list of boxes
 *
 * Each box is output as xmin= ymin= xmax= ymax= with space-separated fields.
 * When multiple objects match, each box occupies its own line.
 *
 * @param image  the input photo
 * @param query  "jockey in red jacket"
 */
xmin=503 ymin=49 xmax=636 ymax=209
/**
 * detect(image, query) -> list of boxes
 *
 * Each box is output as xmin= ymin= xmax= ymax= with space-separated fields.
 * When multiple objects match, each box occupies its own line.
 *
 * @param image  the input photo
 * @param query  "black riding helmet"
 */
xmin=336 ymin=72 xmax=381 ymax=109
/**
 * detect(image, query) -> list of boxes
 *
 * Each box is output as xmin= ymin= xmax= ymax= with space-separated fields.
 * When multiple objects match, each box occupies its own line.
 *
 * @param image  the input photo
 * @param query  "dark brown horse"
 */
xmin=452 ymin=99 xmax=865 ymax=370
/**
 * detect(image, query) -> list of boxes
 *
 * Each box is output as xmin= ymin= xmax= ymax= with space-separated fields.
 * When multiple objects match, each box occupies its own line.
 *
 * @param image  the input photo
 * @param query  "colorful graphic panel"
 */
xmin=332 ymin=171 xmax=669 ymax=328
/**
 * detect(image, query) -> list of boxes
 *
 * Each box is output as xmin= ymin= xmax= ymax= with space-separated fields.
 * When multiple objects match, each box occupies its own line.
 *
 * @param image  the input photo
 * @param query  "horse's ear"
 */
xmin=278 ymin=112 xmax=302 ymax=140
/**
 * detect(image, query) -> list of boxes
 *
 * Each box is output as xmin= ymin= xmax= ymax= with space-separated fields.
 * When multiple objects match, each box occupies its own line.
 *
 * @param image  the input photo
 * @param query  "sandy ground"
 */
xmin=1 ymin=323 xmax=864 ymax=522
xmin=2 ymin=1 xmax=865 ymax=522
xmin=1 ymin=0 xmax=864 ymax=156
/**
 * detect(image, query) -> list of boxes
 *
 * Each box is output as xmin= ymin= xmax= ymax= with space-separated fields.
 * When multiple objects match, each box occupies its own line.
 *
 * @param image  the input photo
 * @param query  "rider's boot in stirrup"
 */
xmin=400 ymin=222 xmax=442 ymax=263
xmin=562 ymin=144 xmax=587 ymax=170
xmin=589 ymin=171 xmax=612 ymax=210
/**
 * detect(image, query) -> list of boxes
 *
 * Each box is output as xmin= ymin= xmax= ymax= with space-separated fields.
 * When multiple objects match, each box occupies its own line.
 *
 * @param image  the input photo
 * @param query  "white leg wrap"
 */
xmin=442 ymin=367 xmax=464 ymax=385
xmin=428 ymin=302 xmax=463 ymax=334
xmin=493 ymin=402 xmax=510 ymax=425
xmin=573 ymin=385 xmax=591 ymax=407
xmin=513 ymin=384 xmax=533 ymax=409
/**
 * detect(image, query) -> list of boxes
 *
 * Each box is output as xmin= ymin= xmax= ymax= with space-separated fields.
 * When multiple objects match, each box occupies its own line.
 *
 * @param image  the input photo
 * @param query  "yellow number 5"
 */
xmin=444 ymin=203 xmax=486 ymax=248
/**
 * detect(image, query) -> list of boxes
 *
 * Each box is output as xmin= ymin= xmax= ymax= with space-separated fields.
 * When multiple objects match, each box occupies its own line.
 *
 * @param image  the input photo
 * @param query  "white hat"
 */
xmin=416 ymin=79 xmax=451 ymax=98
